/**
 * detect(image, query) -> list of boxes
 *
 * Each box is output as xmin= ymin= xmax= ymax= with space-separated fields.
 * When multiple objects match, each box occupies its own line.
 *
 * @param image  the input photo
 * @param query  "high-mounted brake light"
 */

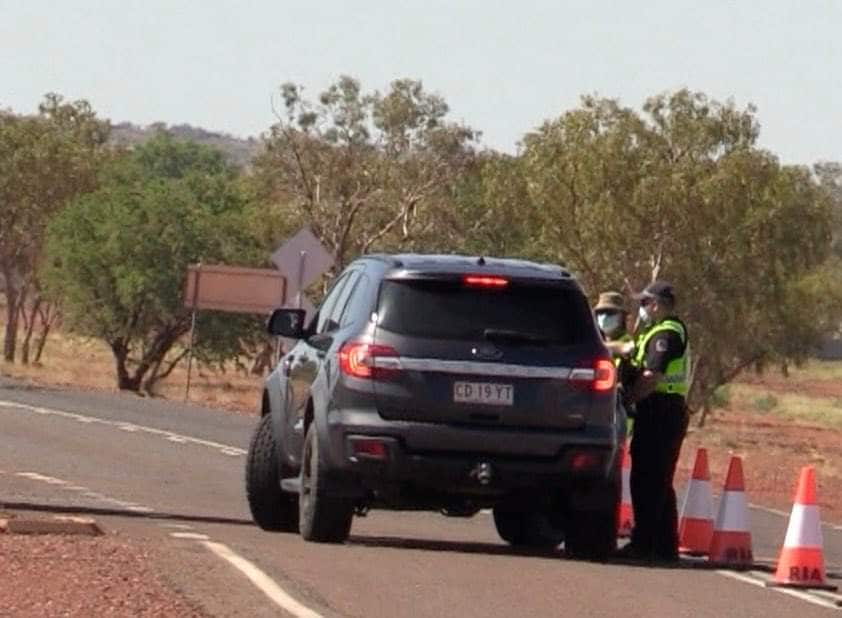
xmin=463 ymin=275 xmax=509 ymax=288
xmin=338 ymin=341 xmax=401 ymax=380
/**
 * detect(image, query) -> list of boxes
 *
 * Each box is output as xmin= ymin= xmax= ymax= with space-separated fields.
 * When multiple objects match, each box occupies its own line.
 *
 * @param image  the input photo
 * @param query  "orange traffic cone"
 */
xmin=708 ymin=456 xmax=753 ymax=567
xmin=617 ymin=440 xmax=634 ymax=538
xmin=678 ymin=448 xmax=714 ymax=556
xmin=767 ymin=466 xmax=837 ymax=591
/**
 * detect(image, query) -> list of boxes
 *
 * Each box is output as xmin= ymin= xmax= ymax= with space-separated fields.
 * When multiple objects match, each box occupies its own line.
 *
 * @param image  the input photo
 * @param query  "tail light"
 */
xmin=350 ymin=437 xmax=389 ymax=461
xmin=568 ymin=449 xmax=604 ymax=472
xmin=569 ymin=358 xmax=616 ymax=392
xmin=463 ymin=275 xmax=509 ymax=288
xmin=338 ymin=341 xmax=401 ymax=380
xmin=593 ymin=358 xmax=616 ymax=392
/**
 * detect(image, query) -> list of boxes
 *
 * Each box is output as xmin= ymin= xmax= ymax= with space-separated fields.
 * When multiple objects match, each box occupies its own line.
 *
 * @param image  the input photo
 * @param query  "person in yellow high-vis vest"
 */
xmin=616 ymin=280 xmax=689 ymax=563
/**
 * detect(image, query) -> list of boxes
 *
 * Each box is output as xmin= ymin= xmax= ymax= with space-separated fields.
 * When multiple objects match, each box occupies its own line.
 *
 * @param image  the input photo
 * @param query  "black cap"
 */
xmin=634 ymin=280 xmax=676 ymax=302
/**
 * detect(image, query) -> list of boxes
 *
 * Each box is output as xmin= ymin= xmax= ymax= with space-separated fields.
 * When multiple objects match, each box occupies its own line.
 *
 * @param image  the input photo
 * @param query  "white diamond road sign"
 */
xmin=270 ymin=227 xmax=334 ymax=301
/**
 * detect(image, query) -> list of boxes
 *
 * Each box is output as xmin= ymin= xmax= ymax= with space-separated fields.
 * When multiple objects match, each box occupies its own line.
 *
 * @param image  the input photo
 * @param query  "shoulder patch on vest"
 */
xmin=655 ymin=338 xmax=669 ymax=352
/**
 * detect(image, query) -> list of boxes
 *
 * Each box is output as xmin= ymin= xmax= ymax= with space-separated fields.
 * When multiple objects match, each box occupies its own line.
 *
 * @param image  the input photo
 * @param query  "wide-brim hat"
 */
xmin=594 ymin=291 xmax=626 ymax=313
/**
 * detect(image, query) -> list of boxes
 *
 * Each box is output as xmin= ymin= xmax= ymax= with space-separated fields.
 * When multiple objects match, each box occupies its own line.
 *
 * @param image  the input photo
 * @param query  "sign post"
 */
xmin=296 ymin=250 xmax=307 ymax=309
xmin=184 ymin=263 xmax=202 ymax=402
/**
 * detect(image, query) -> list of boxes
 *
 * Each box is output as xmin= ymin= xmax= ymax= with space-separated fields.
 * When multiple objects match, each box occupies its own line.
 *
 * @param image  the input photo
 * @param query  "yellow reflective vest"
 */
xmin=631 ymin=319 xmax=689 ymax=397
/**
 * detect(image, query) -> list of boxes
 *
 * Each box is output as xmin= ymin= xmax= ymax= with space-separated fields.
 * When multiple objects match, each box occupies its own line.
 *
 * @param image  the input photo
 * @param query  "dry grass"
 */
xmin=0 ymin=323 xmax=263 ymax=415
xmin=675 ymin=362 xmax=842 ymax=522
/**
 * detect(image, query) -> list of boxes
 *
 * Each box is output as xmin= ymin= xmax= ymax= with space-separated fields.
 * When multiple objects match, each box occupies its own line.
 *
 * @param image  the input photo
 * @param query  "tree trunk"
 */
xmin=250 ymin=341 xmax=274 ymax=375
xmin=20 ymin=297 xmax=42 ymax=365
xmin=111 ymin=340 xmax=141 ymax=391
xmin=142 ymin=347 xmax=189 ymax=395
xmin=697 ymin=402 xmax=711 ymax=428
xmin=33 ymin=322 xmax=51 ymax=364
xmin=3 ymin=285 xmax=19 ymax=363
xmin=33 ymin=303 xmax=59 ymax=364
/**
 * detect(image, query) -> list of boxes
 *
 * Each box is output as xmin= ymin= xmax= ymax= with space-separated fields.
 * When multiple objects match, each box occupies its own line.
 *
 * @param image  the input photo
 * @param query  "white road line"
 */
xmin=0 ymin=399 xmax=247 ymax=456
xmin=16 ymin=472 xmax=63 ymax=484
xmin=748 ymin=503 xmax=791 ymax=518
xmin=202 ymin=540 xmax=324 ymax=618
xmin=161 ymin=523 xmax=194 ymax=530
xmin=169 ymin=532 xmax=210 ymax=540
xmin=126 ymin=505 xmax=155 ymax=513
xmin=716 ymin=570 xmax=842 ymax=610
xmin=12 ymin=468 xmax=158 ymax=517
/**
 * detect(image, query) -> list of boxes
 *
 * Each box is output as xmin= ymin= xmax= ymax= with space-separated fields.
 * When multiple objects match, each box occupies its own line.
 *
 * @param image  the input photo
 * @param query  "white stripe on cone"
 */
xmin=622 ymin=467 xmax=631 ymax=502
xmin=714 ymin=490 xmax=749 ymax=532
xmin=680 ymin=479 xmax=713 ymax=519
xmin=783 ymin=504 xmax=823 ymax=549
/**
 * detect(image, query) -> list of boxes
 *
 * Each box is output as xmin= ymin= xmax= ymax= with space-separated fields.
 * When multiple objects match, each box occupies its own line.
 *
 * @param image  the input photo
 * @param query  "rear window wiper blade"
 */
xmin=483 ymin=328 xmax=551 ymax=345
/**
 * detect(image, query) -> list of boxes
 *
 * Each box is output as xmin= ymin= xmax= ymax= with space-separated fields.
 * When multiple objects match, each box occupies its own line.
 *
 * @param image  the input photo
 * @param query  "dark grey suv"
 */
xmin=246 ymin=254 xmax=625 ymax=558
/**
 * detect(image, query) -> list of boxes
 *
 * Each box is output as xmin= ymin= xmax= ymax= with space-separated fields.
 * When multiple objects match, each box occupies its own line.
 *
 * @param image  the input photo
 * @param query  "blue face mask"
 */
xmin=597 ymin=313 xmax=623 ymax=334
xmin=638 ymin=305 xmax=652 ymax=325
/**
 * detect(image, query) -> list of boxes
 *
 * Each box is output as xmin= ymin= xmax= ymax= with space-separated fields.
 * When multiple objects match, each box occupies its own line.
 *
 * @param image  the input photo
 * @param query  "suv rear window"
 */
xmin=377 ymin=279 xmax=592 ymax=345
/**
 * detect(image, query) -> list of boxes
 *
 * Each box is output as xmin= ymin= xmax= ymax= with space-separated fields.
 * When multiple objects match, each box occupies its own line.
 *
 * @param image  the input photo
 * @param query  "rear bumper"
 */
xmin=322 ymin=407 xmax=621 ymax=505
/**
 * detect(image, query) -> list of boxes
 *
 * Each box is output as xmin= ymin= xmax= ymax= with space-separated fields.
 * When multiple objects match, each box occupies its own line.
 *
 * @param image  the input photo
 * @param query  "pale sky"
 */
xmin=2 ymin=1 xmax=840 ymax=164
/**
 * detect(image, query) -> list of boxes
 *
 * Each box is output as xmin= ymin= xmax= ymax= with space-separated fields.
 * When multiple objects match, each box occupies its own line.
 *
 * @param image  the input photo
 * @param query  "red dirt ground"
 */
xmin=677 ymin=406 xmax=842 ymax=524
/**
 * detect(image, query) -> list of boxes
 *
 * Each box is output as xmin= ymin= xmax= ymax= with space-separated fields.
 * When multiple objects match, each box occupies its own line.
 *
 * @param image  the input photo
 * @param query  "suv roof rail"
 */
xmin=359 ymin=253 xmax=570 ymax=278
xmin=360 ymin=254 xmax=404 ymax=268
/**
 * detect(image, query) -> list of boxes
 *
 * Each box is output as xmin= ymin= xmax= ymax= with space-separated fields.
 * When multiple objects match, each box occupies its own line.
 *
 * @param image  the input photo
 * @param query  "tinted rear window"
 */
xmin=377 ymin=279 xmax=592 ymax=344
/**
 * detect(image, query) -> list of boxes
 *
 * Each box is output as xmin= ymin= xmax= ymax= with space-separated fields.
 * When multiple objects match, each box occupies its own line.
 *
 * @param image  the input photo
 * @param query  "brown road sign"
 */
xmin=183 ymin=264 xmax=286 ymax=314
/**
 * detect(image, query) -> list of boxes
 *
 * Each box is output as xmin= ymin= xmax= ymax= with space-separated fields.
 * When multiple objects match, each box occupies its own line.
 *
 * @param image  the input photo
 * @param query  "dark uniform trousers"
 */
xmin=629 ymin=393 xmax=689 ymax=558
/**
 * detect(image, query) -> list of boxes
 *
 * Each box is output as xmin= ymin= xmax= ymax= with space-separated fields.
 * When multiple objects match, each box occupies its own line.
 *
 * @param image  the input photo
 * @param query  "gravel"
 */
xmin=0 ymin=534 xmax=207 ymax=617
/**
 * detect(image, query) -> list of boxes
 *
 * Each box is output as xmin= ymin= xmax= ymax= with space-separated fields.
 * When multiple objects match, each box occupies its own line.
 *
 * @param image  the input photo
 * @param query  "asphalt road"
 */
xmin=2 ymin=377 xmax=841 ymax=617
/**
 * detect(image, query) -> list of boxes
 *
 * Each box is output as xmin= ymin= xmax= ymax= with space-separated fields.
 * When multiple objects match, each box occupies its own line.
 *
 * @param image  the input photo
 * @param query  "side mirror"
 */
xmin=267 ymin=308 xmax=306 ymax=338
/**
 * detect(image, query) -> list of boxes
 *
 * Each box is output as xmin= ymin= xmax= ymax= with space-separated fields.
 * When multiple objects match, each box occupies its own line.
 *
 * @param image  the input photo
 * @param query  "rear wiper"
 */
xmin=483 ymin=329 xmax=550 ymax=346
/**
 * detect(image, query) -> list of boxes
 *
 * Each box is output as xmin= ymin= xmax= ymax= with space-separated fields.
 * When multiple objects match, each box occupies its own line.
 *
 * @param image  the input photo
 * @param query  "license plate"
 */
xmin=454 ymin=382 xmax=514 ymax=406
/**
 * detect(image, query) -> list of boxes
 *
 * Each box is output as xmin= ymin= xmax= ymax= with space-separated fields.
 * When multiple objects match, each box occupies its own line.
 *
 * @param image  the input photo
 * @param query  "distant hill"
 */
xmin=109 ymin=122 xmax=264 ymax=168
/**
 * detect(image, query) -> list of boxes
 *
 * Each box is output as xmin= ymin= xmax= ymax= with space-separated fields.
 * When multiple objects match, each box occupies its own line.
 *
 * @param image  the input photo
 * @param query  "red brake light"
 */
xmin=351 ymin=438 xmax=389 ymax=460
xmin=463 ymin=275 xmax=509 ymax=288
xmin=570 ymin=358 xmax=616 ymax=392
xmin=593 ymin=358 xmax=617 ymax=392
xmin=569 ymin=450 xmax=604 ymax=471
xmin=339 ymin=341 xmax=401 ymax=380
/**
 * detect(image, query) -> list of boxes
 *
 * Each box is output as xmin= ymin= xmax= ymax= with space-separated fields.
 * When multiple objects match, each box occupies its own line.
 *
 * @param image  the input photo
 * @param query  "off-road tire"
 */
xmin=245 ymin=414 xmax=299 ymax=532
xmin=492 ymin=507 xmax=565 ymax=549
xmin=299 ymin=424 xmax=354 ymax=543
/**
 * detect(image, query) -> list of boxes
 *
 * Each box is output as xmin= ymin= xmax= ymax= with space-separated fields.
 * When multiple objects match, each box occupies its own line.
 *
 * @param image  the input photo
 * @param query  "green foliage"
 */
xmin=520 ymin=89 xmax=834 ymax=411
xmin=753 ymin=394 xmax=779 ymax=413
xmin=45 ymin=134 xmax=262 ymax=392
xmin=7 ymin=83 xmax=842 ymax=408
xmin=0 ymin=94 xmax=108 ymax=361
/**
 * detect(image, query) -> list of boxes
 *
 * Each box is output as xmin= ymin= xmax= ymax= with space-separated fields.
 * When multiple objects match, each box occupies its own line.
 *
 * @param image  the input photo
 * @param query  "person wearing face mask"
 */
xmin=594 ymin=292 xmax=636 ymax=433
xmin=617 ymin=280 xmax=690 ymax=563
xmin=594 ymin=291 xmax=632 ymax=348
